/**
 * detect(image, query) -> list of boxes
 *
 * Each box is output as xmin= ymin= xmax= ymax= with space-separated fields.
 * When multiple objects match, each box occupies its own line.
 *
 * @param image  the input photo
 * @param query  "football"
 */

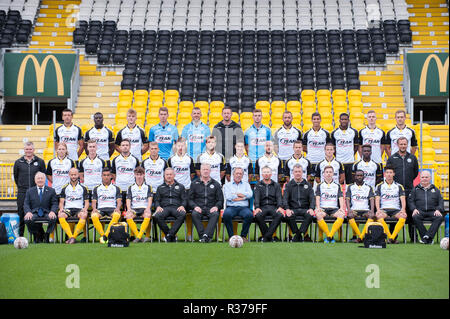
xmin=13 ymin=237 xmax=29 ymax=249
xmin=440 ymin=237 xmax=449 ymax=250
xmin=229 ymin=235 xmax=244 ymax=248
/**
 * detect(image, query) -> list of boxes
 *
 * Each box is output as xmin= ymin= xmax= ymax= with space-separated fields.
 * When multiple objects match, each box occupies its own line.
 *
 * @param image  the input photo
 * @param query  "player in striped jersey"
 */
xmin=273 ymin=111 xmax=302 ymax=162
xmin=167 ymin=137 xmax=196 ymax=190
xmin=58 ymin=167 xmax=90 ymax=244
xmin=111 ymin=138 xmax=140 ymax=209
xmin=196 ymin=136 xmax=227 ymax=185
xmin=84 ymin=112 xmax=115 ymax=163
xmin=226 ymin=142 xmax=253 ymax=183
xmin=346 ymin=169 xmax=376 ymax=243
xmin=352 ymin=144 xmax=383 ymax=189
xmin=125 ymin=167 xmax=153 ymax=243
xmin=315 ymin=143 xmax=345 ymax=185
xmin=375 ymin=166 xmax=407 ymax=244
xmin=54 ymin=108 xmax=84 ymax=162
xmin=285 ymin=140 xmax=312 ymax=182
xmin=91 ymin=167 xmax=122 ymax=244
xmin=358 ymin=110 xmax=387 ymax=163
xmin=79 ymin=140 xmax=108 ymax=198
xmin=115 ymin=108 xmax=149 ymax=162
xmin=141 ymin=142 xmax=167 ymax=193
xmin=315 ymin=166 xmax=346 ymax=243
xmin=254 ymin=141 xmax=283 ymax=183
xmin=46 ymin=142 xmax=76 ymax=197
xmin=385 ymin=109 xmax=418 ymax=157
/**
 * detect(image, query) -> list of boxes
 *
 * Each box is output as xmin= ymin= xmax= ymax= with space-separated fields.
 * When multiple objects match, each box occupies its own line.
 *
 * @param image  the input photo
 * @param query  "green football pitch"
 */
xmin=0 ymin=237 xmax=448 ymax=299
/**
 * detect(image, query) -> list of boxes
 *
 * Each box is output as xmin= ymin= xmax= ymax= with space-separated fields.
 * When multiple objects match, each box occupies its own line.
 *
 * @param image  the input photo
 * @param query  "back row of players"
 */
xmin=52 ymin=106 xmax=417 ymax=195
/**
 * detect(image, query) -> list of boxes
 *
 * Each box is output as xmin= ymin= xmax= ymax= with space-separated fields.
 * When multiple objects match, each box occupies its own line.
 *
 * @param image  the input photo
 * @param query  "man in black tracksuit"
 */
xmin=153 ymin=168 xmax=187 ymax=242
xmin=188 ymin=164 xmax=223 ymax=242
xmin=283 ymin=164 xmax=316 ymax=242
xmin=254 ymin=166 xmax=284 ymax=242
xmin=211 ymin=106 xmax=244 ymax=162
xmin=13 ymin=142 xmax=46 ymax=236
xmin=386 ymin=136 xmax=419 ymax=241
xmin=409 ymin=170 xmax=445 ymax=244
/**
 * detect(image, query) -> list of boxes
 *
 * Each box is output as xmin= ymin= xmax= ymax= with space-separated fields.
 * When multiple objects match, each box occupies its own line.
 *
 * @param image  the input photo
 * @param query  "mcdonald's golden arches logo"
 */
xmin=419 ymin=54 xmax=449 ymax=96
xmin=16 ymin=54 xmax=64 ymax=96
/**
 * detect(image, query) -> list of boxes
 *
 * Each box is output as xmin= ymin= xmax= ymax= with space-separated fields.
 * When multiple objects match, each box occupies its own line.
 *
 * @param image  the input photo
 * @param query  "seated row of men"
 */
xmin=24 ymin=158 xmax=445 ymax=245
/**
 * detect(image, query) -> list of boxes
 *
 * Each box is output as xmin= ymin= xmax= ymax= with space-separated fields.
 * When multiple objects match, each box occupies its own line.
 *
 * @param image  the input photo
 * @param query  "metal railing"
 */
xmin=0 ymin=164 xmax=16 ymax=199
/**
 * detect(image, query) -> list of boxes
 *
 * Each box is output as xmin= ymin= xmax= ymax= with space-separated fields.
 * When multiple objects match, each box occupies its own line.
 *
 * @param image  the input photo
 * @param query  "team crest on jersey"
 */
xmin=210 ymin=184 xmax=215 ymax=189
xmin=304 ymin=184 xmax=308 ymax=189
xmin=175 ymin=185 xmax=179 ymax=189
xmin=34 ymin=162 xmax=38 ymax=166
xmin=407 ymin=158 xmax=412 ymax=163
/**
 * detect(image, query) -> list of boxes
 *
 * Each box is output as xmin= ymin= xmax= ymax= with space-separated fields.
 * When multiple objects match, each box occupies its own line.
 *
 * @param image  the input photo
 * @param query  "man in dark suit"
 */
xmin=23 ymin=172 xmax=58 ymax=243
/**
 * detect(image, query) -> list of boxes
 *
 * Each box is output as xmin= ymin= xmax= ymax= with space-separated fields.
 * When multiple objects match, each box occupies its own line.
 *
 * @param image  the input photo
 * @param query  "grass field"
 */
xmin=1 ymin=240 xmax=448 ymax=299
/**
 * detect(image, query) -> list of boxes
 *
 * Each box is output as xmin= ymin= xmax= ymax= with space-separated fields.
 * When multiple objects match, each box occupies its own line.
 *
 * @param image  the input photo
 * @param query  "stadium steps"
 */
xmin=407 ymin=0 xmax=450 ymax=48
xmin=29 ymin=0 xmax=80 ymax=49
xmin=0 ymin=125 xmax=49 ymax=164
xmin=429 ymin=125 xmax=450 ymax=163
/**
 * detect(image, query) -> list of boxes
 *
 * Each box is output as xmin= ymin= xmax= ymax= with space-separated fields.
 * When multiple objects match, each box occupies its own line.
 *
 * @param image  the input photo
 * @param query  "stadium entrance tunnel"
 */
xmin=1 ymin=102 xmax=68 ymax=125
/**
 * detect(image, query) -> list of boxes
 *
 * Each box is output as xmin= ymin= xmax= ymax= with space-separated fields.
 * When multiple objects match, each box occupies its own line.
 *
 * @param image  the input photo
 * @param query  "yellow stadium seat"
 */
xmin=231 ymin=112 xmax=239 ymax=123
xmin=261 ymin=112 xmax=270 ymax=126
xmin=256 ymin=101 xmax=271 ymax=114
xmin=119 ymin=89 xmax=133 ymax=103
xmin=351 ymin=119 xmax=365 ymax=130
xmin=132 ymin=100 xmax=147 ymax=111
xmin=317 ymin=100 xmax=332 ymax=114
xmin=286 ymin=101 xmax=301 ymax=114
xmin=178 ymin=112 xmax=191 ymax=126
xmin=333 ymin=100 xmax=348 ymax=115
xmin=350 ymin=112 xmax=365 ymax=130
xmin=271 ymin=101 xmax=286 ymax=116
xmin=240 ymin=112 xmax=253 ymax=131
xmin=316 ymin=89 xmax=331 ymax=103
xmin=149 ymin=90 xmax=164 ymax=102
xmin=209 ymin=113 xmax=223 ymax=127
xmin=136 ymin=119 xmax=145 ymax=127
xmin=117 ymin=100 xmax=132 ymax=113
xmin=422 ymin=147 xmax=436 ymax=163
xmin=323 ymin=122 xmax=334 ymax=132
xmin=165 ymin=90 xmax=179 ymax=103
xmin=292 ymin=112 xmax=301 ymax=126
xmin=148 ymin=100 xmax=163 ymax=112
xmin=301 ymin=89 xmax=315 ymax=102
xmin=134 ymin=90 xmax=149 ymax=102
xmin=164 ymin=100 xmax=178 ymax=113
xmin=348 ymin=89 xmax=362 ymax=103
xmin=332 ymin=89 xmax=347 ymax=102
xmin=419 ymin=135 xmax=433 ymax=149
xmin=349 ymin=101 xmax=363 ymax=114
xmin=179 ymin=101 xmax=194 ymax=113
xmin=302 ymin=100 xmax=317 ymax=114
xmin=195 ymin=101 xmax=209 ymax=114
xmin=210 ymin=101 xmax=225 ymax=114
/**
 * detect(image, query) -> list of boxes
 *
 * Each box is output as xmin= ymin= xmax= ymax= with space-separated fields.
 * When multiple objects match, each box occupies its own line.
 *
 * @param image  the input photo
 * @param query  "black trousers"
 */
xmin=285 ymin=208 xmax=314 ymax=235
xmin=153 ymin=206 xmax=186 ymax=237
xmin=17 ymin=191 xmax=26 ymax=236
xmin=412 ymin=210 xmax=444 ymax=241
xmin=191 ymin=208 xmax=219 ymax=239
xmin=343 ymin=163 xmax=354 ymax=185
xmin=24 ymin=213 xmax=57 ymax=237
xmin=254 ymin=206 xmax=283 ymax=240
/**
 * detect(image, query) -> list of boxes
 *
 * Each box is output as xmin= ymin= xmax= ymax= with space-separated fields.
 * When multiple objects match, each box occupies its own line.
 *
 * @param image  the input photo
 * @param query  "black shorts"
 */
xmin=131 ymin=208 xmax=146 ymax=216
xmin=343 ymin=163 xmax=354 ymax=184
xmin=382 ymin=209 xmax=401 ymax=217
xmin=323 ymin=208 xmax=339 ymax=215
xmin=64 ymin=208 xmax=82 ymax=217
xmin=349 ymin=210 xmax=371 ymax=218
xmin=94 ymin=208 xmax=116 ymax=218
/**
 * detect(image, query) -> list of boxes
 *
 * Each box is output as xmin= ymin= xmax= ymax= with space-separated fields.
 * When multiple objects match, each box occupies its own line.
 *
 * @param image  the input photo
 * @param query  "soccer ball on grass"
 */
xmin=440 ymin=237 xmax=449 ymax=250
xmin=229 ymin=235 xmax=244 ymax=248
xmin=14 ymin=237 xmax=29 ymax=249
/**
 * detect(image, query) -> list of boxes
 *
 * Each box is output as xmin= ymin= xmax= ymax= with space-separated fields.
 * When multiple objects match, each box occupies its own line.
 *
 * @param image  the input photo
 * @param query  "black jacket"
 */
xmin=23 ymin=185 xmax=59 ymax=214
xmin=13 ymin=156 xmax=46 ymax=193
xmin=212 ymin=120 xmax=244 ymax=161
xmin=408 ymin=184 xmax=445 ymax=213
xmin=154 ymin=181 xmax=187 ymax=208
xmin=188 ymin=178 xmax=224 ymax=211
xmin=283 ymin=179 xmax=315 ymax=210
xmin=254 ymin=180 xmax=283 ymax=209
xmin=386 ymin=152 xmax=419 ymax=192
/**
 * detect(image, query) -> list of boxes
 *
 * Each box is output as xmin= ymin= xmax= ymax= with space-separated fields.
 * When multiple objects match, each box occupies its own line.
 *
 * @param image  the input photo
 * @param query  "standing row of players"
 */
xmin=53 ymin=106 xmax=417 ymax=187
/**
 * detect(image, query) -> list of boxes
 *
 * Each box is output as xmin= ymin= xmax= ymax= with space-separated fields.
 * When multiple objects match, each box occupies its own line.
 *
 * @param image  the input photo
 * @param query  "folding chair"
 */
xmin=412 ymin=217 xmax=443 ymax=244
xmin=283 ymin=215 xmax=315 ymax=242
xmin=314 ymin=216 xmax=347 ymax=242
xmin=59 ymin=217 xmax=89 ymax=243
xmin=155 ymin=216 xmax=188 ymax=242
xmin=253 ymin=213 xmax=284 ymax=242
xmin=189 ymin=213 xmax=220 ymax=242
xmin=27 ymin=218 xmax=58 ymax=244
xmin=221 ymin=215 xmax=255 ymax=242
